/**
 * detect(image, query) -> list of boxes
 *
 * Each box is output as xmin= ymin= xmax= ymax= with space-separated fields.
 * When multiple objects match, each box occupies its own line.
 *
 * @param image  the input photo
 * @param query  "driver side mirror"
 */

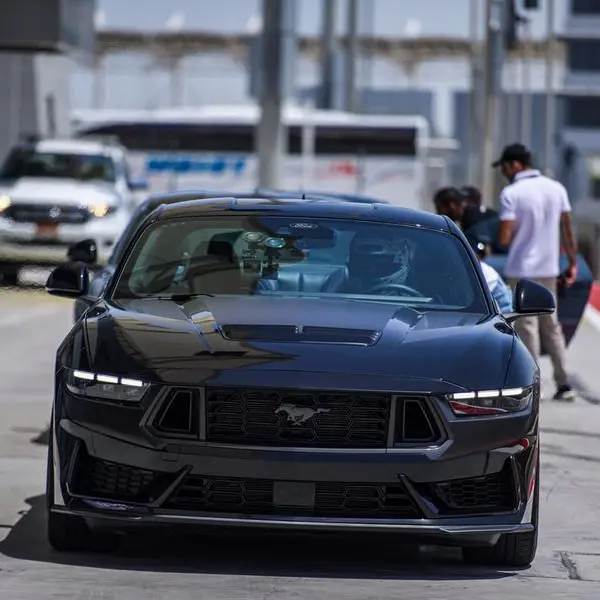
xmin=46 ymin=262 xmax=89 ymax=298
xmin=504 ymin=279 xmax=556 ymax=323
xmin=67 ymin=238 xmax=97 ymax=264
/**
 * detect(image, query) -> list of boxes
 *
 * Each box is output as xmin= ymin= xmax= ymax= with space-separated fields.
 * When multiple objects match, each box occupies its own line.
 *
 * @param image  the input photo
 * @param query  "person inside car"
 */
xmin=467 ymin=235 xmax=512 ymax=313
xmin=346 ymin=232 xmax=414 ymax=294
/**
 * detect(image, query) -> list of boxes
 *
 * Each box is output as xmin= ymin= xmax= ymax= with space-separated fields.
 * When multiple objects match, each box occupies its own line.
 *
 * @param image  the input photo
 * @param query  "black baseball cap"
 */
xmin=491 ymin=143 xmax=532 ymax=168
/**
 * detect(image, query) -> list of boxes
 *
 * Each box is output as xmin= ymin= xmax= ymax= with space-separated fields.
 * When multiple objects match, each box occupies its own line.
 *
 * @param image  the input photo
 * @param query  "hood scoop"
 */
xmin=220 ymin=324 xmax=381 ymax=346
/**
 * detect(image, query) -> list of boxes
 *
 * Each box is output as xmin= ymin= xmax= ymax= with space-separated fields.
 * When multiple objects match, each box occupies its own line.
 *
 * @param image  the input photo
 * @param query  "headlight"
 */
xmin=66 ymin=369 xmax=149 ymax=402
xmin=447 ymin=386 xmax=534 ymax=416
xmin=87 ymin=203 xmax=117 ymax=218
xmin=0 ymin=195 xmax=11 ymax=213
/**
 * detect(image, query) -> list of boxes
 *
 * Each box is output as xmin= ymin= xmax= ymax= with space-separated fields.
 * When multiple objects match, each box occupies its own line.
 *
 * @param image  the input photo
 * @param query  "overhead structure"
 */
xmin=0 ymin=0 xmax=95 ymax=160
xmin=93 ymin=29 xmax=563 ymax=65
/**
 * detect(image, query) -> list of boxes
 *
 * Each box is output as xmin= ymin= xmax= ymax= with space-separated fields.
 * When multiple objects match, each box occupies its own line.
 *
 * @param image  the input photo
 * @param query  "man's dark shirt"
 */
xmin=461 ymin=205 xmax=498 ymax=231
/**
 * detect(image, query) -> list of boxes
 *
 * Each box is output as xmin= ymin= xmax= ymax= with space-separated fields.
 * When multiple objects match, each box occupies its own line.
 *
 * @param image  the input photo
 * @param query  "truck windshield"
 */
xmin=0 ymin=149 xmax=116 ymax=183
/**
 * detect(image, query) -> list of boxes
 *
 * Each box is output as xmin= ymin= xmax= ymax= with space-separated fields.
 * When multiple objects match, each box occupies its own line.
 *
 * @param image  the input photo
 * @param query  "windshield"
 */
xmin=111 ymin=215 xmax=489 ymax=313
xmin=0 ymin=148 xmax=116 ymax=183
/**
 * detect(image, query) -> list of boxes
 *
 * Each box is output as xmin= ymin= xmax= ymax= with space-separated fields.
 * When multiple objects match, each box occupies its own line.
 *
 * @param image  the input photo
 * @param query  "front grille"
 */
xmin=430 ymin=464 xmax=516 ymax=514
xmin=205 ymin=387 xmax=391 ymax=448
xmin=69 ymin=446 xmax=169 ymax=503
xmin=4 ymin=202 xmax=90 ymax=224
xmin=164 ymin=476 xmax=422 ymax=518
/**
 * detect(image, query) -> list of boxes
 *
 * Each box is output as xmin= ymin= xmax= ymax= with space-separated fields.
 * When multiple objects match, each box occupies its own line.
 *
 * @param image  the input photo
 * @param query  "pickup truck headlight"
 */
xmin=0 ymin=195 xmax=11 ymax=213
xmin=87 ymin=203 xmax=117 ymax=218
xmin=66 ymin=369 xmax=149 ymax=402
xmin=447 ymin=386 xmax=534 ymax=416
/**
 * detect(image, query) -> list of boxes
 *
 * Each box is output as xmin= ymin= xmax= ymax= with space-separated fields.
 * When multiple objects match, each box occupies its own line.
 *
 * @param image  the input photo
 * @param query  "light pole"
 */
xmin=467 ymin=0 xmax=481 ymax=184
xmin=345 ymin=0 xmax=359 ymax=112
xmin=256 ymin=0 xmax=297 ymax=188
xmin=319 ymin=0 xmax=337 ymax=109
xmin=544 ymin=0 xmax=556 ymax=176
xmin=481 ymin=0 xmax=503 ymax=207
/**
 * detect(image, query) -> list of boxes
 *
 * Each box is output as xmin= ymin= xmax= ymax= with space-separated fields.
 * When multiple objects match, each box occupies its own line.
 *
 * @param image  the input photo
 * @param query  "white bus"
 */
xmin=72 ymin=104 xmax=438 ymax=211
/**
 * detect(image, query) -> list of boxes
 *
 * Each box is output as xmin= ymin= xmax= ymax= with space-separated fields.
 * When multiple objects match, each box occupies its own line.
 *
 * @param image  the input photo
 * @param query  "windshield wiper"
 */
xmin=141 ymin=293 xmax=215 ymax=301
xmin=170 ymin=293 xmax=214 ymax=301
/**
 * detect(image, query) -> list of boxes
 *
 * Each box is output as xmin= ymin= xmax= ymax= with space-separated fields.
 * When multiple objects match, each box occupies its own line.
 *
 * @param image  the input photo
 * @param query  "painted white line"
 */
xmin=584 ymin=305 xmax=600 ymax=333
xmin=0 ymin=305 xmax=64 ymax=328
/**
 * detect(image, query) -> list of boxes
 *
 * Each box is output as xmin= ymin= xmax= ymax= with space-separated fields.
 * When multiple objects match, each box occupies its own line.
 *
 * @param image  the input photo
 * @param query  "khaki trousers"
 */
xmin=506 ymin=277 xmax=568 ymax=387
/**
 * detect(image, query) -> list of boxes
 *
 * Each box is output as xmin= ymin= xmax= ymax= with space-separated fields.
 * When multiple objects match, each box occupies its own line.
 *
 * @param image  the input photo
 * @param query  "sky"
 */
xmin=95 ymin=0 xmax=565 ymax=38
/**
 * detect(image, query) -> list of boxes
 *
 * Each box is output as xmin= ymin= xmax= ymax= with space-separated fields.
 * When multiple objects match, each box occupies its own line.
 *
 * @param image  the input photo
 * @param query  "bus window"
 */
xmin=80 ymin=123 xmax=255 ymax=153
xmin=288 ymin=126 xmax=417 ymax=157
xmin=80 ymin=123 xmax=418 ymax=158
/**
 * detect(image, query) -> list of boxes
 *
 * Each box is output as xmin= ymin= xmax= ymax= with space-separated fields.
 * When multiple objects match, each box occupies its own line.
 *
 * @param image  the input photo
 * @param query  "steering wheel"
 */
xmin=366 ymin=282 xmax=425 ymax=297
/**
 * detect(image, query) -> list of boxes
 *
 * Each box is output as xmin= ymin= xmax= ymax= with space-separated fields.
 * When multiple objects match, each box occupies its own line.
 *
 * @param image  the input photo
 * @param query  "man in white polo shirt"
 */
xmin=494 ymin=143 xmax=578 ymax=401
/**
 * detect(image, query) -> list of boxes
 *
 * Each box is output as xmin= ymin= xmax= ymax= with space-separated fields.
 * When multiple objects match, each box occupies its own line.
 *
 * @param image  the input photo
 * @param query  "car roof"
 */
xmin=151 ymin=196 xmax=450 ymax=231
xmin=13 ymin=137 xmax=124 ymax=157
xmin=280 ymin=190 xmax=388 ymax=204
xmin=256 ymin=188 xmax=386 ymax=204
xmin=139 ymin=189 xmax=340 ymax=214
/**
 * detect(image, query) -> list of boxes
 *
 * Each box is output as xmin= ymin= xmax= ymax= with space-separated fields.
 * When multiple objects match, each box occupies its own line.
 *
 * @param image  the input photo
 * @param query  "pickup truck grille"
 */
xmin=4 ymin=202 xmax=90 ymax=224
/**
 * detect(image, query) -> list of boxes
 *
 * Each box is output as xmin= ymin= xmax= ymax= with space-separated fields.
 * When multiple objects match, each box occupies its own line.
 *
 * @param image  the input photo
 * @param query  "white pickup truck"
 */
xmin=0 ymin=136 xmax=147 ymax=285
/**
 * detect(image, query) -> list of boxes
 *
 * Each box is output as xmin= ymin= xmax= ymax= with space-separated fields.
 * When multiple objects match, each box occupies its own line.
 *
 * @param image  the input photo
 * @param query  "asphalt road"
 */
xmin=2 ymin=278 xmax=600 ymax=599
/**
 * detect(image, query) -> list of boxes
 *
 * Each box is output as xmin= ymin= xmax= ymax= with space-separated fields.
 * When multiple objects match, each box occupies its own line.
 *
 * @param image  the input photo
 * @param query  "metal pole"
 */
xmin=481 ymin=0 xmax=501 ymax=207
xmin=319 ymin=0 xmax=337 ymax=109
xmin=301 ymin=99 xmax=316 ymax=188
xmin=345 ymin=0 xmax=359 ymax=112
xmin=520 ymin=19 xmax=532 ymax=147
xmin=544 ymin=0 xmax=556 ymax=176
xmin=467 ymin=0 xmax=480 ymax=184
xmin=256 ymin=0 xmax=297 ymax=188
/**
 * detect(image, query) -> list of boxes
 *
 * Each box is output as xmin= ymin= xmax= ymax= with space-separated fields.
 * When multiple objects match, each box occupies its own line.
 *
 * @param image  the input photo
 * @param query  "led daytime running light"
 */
xmin=73 ymin=370 xmax=145 ymax=387
xmin=449 ymin=387 xmax=524 ymax=401
xmin=447 ymin=387 xmax=532 ymax=416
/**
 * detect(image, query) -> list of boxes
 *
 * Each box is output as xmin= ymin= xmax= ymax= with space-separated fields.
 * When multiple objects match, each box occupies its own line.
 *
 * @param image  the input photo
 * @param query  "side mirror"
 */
xmin=505 ymin=279 xmax=556 ymax=323
xmin=46 ymin=262 xmax=89 ymax=298
xmin=128 ymin=179 xmax=148 ymax=191
xmin=67 ymin=238 xmax=97 ymax=264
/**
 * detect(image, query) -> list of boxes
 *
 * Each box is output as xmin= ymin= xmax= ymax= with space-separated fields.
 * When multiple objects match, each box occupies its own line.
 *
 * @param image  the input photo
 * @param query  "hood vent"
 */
xmin=220 ymin=325 xmax=381 ymax=346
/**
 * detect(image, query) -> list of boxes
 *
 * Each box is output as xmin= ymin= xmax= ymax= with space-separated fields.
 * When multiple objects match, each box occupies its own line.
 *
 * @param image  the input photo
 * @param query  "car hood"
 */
xmin=0 ymin=177 xmax=120 ymax=204
xmin=79 ymin=296 xmax=515 ymax=392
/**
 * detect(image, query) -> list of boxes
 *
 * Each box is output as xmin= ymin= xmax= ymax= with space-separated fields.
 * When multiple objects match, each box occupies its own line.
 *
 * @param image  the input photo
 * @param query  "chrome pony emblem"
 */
xmin=275 ymin=403 xmax=330 ymax=426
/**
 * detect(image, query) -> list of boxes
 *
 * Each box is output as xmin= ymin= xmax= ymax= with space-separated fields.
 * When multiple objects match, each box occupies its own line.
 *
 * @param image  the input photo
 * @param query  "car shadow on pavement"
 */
xmin=0 ymin=495 xmax=519 ymax=581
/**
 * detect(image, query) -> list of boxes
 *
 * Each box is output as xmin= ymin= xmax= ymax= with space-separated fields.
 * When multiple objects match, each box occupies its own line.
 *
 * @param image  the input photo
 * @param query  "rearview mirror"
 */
xmin=67 ymin=239 xmax=97 ymax=264
xmin=46 ymin=263 xmax=89 ymax=298
xmin=505 ymin=279 xmax=556 ymax=323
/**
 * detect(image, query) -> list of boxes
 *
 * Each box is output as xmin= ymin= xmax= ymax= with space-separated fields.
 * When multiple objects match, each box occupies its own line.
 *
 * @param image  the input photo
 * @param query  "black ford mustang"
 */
xmin=45 ymin=197 xmax=554 ymax=566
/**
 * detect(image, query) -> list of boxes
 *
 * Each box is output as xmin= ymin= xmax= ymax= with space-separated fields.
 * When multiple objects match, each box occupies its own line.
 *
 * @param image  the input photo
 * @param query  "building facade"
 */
xmin=559 ymin=0 xmax=600 ymax=275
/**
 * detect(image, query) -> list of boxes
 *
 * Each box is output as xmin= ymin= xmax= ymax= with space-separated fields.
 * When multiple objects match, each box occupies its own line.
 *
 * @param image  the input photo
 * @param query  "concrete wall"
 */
xmin=0 ymin=52 xmax=72 ymax=162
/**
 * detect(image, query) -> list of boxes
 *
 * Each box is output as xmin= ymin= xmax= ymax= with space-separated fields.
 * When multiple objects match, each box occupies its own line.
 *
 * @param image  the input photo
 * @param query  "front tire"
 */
xmin=462 ymin=458 xmax=539 ymax=568
xmin=46 ymin=425 xmax=120 ymax=553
